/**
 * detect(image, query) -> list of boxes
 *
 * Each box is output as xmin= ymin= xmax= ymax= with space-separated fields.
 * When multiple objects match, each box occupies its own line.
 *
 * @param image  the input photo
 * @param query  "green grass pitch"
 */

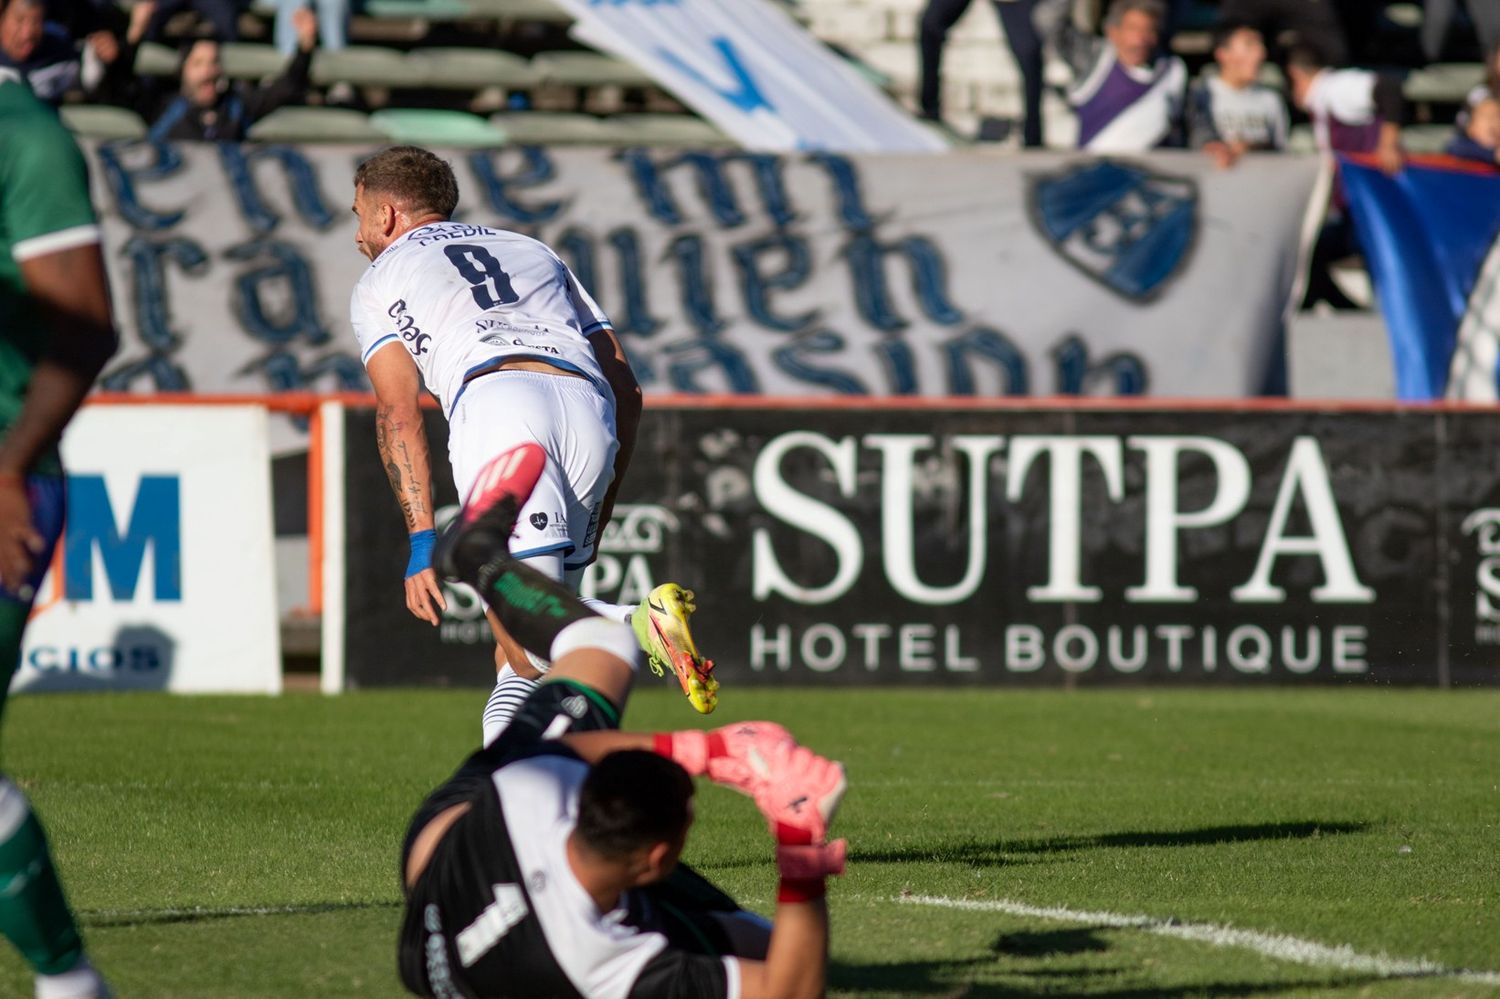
xmin=0 ymin=686 xmax=1496 ymax=997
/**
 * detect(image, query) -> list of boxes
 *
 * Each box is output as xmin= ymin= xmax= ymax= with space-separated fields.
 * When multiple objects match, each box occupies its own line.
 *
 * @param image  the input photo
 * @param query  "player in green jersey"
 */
xmin=0 ymin=69 xmax=119 ymax=999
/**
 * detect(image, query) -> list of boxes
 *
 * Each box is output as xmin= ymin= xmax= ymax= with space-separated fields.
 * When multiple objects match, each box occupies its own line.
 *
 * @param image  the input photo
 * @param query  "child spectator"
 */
xmin=1187 ymin=20 xmax=1288 ymax=167
xmin=1285 ymin=43 xmax=1405 ymax=175
xmin=1449 ymin=95 xmax=1500 ymax=168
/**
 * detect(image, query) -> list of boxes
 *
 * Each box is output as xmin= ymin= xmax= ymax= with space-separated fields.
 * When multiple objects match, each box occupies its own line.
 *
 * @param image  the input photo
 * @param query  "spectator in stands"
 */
xmin=1052 ymin=0 xmax=1187 ymax=152
xmin=147 ymin=7 xmax=316 ymax=141
xmin=0 ymin=0 xmax=79 ymax=103
xmin=1448 ymin=95 xmax=1500 ymax=167
xmin=1285 ymin=43 xmax=1405 ymax=175
xmin=1285 ymin=43 xmax=1405 ymax=310
xmin=1187 ymin=20 xmax=1287 ymax=167
xmin=917 ymin=0 xmax=1050 ymax=146
xmin=77 ymin=0 xmax=153 ymax=105
xmin=1217 ymin=0 xmax=1348 ymax=66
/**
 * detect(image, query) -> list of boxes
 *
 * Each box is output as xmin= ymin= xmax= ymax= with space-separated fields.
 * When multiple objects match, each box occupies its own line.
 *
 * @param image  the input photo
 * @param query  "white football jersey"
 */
xmin=351 ymin=221 xmax=612 ymax=417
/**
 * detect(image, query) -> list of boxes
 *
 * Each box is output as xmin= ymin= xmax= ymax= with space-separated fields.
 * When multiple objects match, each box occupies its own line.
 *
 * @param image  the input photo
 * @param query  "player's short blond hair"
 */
xmin=354 ymin=146 xmax=459 ymax=218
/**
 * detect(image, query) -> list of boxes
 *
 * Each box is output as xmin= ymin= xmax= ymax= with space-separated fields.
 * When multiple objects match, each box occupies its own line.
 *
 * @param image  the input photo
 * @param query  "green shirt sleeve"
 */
xmin=2 ymin=98 xmax=98 ymax=260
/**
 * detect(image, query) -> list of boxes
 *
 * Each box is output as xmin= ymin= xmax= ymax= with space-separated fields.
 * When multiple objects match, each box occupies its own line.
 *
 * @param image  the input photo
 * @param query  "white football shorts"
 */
xmin=447 ymin=370 xmax=618 ymax=580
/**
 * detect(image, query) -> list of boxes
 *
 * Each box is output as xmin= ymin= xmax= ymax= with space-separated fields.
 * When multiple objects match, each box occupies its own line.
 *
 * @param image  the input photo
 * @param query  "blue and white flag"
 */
xmin=550 ymin=0 xmax=947 ymax=153
xmin=1341 ymin=155 xmax=1500 ymax=401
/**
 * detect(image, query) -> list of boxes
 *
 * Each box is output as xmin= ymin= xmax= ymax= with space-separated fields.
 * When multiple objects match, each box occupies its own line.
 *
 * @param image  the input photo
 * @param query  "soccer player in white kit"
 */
xmin=348 ymin=146 xmax=718 ymax=740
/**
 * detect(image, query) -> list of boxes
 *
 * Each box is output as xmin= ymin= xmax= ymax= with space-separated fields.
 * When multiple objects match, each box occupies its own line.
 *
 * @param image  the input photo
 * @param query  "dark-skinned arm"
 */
xmin=0 ymin=242 xmax=118 ymax=590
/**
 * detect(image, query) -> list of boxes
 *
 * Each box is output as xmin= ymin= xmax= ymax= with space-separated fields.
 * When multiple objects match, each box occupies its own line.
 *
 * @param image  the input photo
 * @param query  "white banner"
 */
xmin=15 ymin=405 xmax=282 ymax=695
xmin=89 ymin=143 xmax=1324 ymax=423
xmin=552 ymin=0 xmax=946 ymax=153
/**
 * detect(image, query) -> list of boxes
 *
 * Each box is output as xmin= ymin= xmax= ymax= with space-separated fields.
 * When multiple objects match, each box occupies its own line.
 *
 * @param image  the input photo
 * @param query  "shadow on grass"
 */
xmin=831 ymin=951 xmax=1385 ymax=997
xmin=83 ymin=899 xmax=401 ymax=928
xmin=994 ymin=927 xmax=1111 ymax=957
xmin=852 ymin=820 xmax=1369 ymax=866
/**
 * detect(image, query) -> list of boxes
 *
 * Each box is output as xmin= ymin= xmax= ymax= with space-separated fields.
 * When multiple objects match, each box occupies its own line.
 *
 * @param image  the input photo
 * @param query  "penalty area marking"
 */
xmin=899 ymin=895 xmax=1500 ymax=986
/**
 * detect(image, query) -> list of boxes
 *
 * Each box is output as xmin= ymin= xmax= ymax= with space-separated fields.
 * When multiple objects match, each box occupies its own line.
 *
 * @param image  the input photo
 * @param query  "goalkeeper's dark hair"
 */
xmin=576 ymin=751 xmax=694 ymax=860
xmin=354 ymin=145 xmax=459 ymax=219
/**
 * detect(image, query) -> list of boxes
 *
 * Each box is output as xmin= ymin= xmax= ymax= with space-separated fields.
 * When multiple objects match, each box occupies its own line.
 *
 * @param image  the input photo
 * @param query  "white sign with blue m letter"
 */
xmin=15 ymin=405 xmax=281 ymax=694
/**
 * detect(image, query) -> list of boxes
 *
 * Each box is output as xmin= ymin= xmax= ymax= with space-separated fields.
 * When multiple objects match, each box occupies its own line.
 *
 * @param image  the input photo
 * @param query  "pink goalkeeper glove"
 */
xmin=653 ymin=721 xmax=793 ymax=790
xmin=655 ymin=725 xmax=849 ymax=904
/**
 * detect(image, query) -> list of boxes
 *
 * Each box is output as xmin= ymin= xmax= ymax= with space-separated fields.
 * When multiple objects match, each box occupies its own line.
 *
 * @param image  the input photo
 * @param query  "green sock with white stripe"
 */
xmin=0 ymin=780 xmax=84 ymax=976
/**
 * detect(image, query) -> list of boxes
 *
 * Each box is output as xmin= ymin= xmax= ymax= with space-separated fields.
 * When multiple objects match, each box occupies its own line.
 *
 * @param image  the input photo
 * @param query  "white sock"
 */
xmin=581 ymin=597 xmax=636 ymax=624
xmin=36 ymin=959 xmax=107 ymax=999
xmin=482 ymin=665 xmax=539 ymax=747
xmin=550 ymin=618 xmax=642 ymax=671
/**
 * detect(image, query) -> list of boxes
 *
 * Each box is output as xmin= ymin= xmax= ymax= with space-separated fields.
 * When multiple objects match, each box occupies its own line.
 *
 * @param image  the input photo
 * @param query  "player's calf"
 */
xmin=437 ymin=445 xmax=642 ymax=695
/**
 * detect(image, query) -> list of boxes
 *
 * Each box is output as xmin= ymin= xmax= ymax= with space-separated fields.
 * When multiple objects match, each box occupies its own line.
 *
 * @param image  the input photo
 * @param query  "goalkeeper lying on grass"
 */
xmin=398 ymin=442 xmax=847 ymax=999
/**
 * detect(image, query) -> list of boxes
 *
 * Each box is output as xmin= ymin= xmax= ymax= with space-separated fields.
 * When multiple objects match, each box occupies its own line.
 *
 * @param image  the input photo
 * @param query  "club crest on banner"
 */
xmin=1028 ymin=160 xmax=1197 ymax=301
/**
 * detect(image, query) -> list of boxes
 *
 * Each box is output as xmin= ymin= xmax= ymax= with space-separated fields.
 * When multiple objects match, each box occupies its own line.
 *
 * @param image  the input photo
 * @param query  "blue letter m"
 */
xmin=64 ymin=475 xmax=182 ymax=601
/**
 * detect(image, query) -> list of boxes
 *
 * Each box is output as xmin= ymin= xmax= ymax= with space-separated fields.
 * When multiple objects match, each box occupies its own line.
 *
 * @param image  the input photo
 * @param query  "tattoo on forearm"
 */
xmin=377 ymin=406 xmax=430 ymax=531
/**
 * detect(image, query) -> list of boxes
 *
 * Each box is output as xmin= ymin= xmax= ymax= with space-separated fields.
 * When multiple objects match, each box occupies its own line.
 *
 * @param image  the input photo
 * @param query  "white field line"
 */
xmin=900 ymin=895 xmax=1500 ymax=986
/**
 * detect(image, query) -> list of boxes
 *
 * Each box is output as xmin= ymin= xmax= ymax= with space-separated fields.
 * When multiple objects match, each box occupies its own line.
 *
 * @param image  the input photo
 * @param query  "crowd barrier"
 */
xmin=323 ymin=396 xmax=1500 ymax=690
xmin=27 ymin=396 xmax=1499 ymax=693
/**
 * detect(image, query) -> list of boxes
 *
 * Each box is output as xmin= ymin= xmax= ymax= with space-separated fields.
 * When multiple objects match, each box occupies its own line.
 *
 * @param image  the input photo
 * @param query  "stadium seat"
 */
xmin=1287 ymin=124 xmax=1316 ymax=154
xmin=312 ymin=46 xmax=423 ymax=87
xmin=248 ymin=106 xmax=387 ymax=142
xmin=465 ymin=0 xmax=572 ymax=23
xmin=363 ymin=0 xmax=471 ymax=18
xmin=134 ymin=40 xmax=179 ymax=77
xmin=1404 ymin=63 xmax=1485 ymax=104
xmin=604 ymin=113 xmax=731 ymax=147
xmin=59 ymin=104 xmax=148 ymax=140
xmin=221 ymin=42 xmax=290 ymax=80
xmin=371 ymin=108 xmax=508 ymax=146
xmin=1402 ymin=124 xmax=1457 ymax=154
xmin=407 ymin=48 xmax=539 ymax=90
xmin=531 ymin=51 xmax=652 ymax=88
xmin=488 ymin=111 xmax=619 ymax=144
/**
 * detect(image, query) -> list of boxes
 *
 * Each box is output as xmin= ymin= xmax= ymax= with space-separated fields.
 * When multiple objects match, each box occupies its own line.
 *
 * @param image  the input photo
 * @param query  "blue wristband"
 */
xmin=406 ymin=529 xmax=437 ymax=578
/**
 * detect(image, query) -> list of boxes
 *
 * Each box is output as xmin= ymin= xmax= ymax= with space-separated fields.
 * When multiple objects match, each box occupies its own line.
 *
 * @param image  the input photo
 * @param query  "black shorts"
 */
xmin=397 ymin=680 xmax=762 ymax=997
xmin=400 ymin=678 xmax=621 ymax=878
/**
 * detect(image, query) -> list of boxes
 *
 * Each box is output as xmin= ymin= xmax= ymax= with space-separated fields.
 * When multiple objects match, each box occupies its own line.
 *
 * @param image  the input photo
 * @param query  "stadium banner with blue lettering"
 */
xmin=1340 ymin=154 xmax=1500 ymax=401
xmin=550 ymin=0 xmax=946 ymax=153
xmin=87 ymin=142 xmax=1325 ymax=448
xmin=333 ymin=403 xmax=1500 ymax=690
xmin=15 ymin=405 xmax=282 ymax=695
